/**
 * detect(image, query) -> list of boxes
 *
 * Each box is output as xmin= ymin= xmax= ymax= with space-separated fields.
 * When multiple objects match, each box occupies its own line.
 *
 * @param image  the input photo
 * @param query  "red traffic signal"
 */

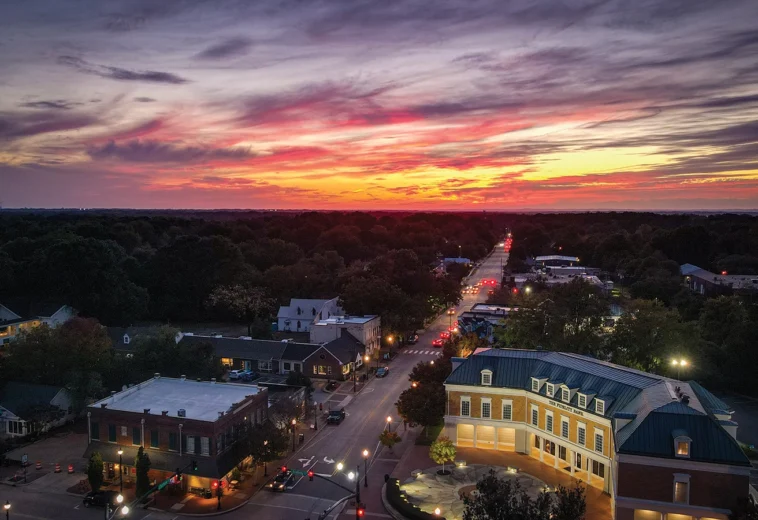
xmin=281 ymin=466 xmax=287 ymax=473
xmin=512 ymin=287 xmax=518 ymax=294
xmin=308 ymin=470 xmax=314 ymax=481
xmin=357 ymin=504 xmax=366 ymax=517
xmin=211 ymin=480 xmax=219 ymax=489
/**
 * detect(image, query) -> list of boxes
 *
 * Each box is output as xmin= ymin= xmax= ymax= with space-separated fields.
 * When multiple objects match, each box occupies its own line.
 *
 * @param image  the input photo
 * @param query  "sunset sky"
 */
xmin=1 ymin=0 xmax=757 ymax=210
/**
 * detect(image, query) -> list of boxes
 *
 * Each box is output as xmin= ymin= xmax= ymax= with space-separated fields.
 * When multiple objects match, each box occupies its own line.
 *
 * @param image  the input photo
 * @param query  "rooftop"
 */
xmin=313 ymin=315 xmax=378 ymax=325
xmin=470 ymin=304 xmax=517 ymax=313
xmin=534 ymin=255 xmax=580 ymax=262
xmin=90 ymin=377 xmax=262 ymax=422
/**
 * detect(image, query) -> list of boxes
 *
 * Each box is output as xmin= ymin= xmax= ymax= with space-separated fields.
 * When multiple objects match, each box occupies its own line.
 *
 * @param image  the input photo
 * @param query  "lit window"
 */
xmin=502 ymin=402 xmax=512 ymax=421
xmin=461 ymin=398 xmax=471 ymax=417
xmin=677 ymin=441 xmax=689 ymax=456
xmin=546 ymin=383 xmax=554 ymax=397
xmin=578 ymin=394 xmax=587 ymax=408
xmin=482 ymin=400 xmax=491 ymax=419
xmin=562 ymin=388 xmax=570 ymax=402
xmin=481 ymin=370 xmax=492 ymax=386
xmin=673 ymin=477 xmax=690 ymax=504
xmin=596 ymin=400 xmax=605 ymax=416
xmin=531 ymin=379 xmax=539 ymax=392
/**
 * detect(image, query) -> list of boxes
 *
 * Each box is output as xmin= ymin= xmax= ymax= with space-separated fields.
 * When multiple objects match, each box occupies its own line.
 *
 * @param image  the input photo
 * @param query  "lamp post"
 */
xmin=386 ymin=416 xmax=392 ymax=432
xmin=353 ymin=349 xmax=357 ymax=393
xmin=4 ymin=501 xmax=10 ymax=520
xmin=313 ymin=403 xmax=318 ymax=431
xmin=263 ymin=440 xmax=269 ymax=476
xmin=435 ymin=507 xmax=441 ymax=516
xmin=291 ymin=419 xmax=297 ymax=452
xmin=364 ymin=354 xmax=370 ymax=380
xmin=671 ymin=358 xmax=688 ymax=380
xmin=387 ymin=335 xmax=394 ymax=358
xmin=362 ymin=449 xmax=369 ymax=488
xmin=117 ymin=448 xmax=124 ymax=494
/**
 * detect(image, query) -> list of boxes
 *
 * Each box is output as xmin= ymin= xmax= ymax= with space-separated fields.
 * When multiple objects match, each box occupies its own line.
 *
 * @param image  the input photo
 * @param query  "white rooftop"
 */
xmin=90 ymin=377 xmax=261 ymax=422
xmin=314 ymin=315 xmax=377 ymax=325
xmin=470 ymin=304 xmax=518 ymax=313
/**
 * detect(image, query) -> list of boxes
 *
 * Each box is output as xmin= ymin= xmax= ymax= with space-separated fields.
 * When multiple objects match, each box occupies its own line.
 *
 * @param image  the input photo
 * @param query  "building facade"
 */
xmin=681 ymin=264 xmax=758 ymax=296
xmin=0 ymin=303 xmax=76 ymax=346
xmin=0 ymin=382 xmax=75 ymax=438
xmin=309 ymin=315 xmax=381 ymax=356
xmin=84 ymin=375 xmax=268 ymax=492
xmin=277 ymin=298 xmax=343 ymax=332
xmin=444 ymin=349 xmax=750 ymax=520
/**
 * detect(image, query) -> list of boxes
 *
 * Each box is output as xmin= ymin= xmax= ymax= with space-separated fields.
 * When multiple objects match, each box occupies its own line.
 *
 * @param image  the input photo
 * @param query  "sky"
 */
xmin=1 ymin=0 xmax=757 ymax=210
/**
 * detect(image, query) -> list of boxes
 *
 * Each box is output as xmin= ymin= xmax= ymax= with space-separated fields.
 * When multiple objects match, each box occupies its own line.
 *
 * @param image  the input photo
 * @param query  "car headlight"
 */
xmin=279 ymin=484 xmax=285 ymax=489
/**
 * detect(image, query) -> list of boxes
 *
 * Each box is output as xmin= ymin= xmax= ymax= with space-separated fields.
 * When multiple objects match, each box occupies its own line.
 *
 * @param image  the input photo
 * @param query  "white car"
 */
xmin=228 ymin=369 xmax=244 ymax=380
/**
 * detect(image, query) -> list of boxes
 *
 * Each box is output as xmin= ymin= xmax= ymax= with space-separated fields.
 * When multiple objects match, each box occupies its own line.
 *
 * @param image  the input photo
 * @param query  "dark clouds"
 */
xmin=0 ymin=111 xmax=98 ymax=140
xmin=57 ymin=56 xmax=189 ymax=84
xmin=133 ymin=97 xmax=156 ymax=103
xmin=19 ymin=100 xmax=83 ymax=110
xmin=88 ymin=140 xmax=256 ymax=163
xmin=195 ymin=37 xmax=253 ymax=60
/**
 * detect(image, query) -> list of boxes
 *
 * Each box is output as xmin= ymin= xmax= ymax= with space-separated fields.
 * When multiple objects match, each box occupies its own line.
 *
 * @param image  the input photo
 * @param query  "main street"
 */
xmin=241 ymin=242 xmax=509 ymax=520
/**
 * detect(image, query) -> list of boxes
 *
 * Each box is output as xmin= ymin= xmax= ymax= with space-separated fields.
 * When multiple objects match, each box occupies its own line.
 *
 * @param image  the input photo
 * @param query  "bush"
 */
xmin=386 ymin=478 xmax=445 ymax=520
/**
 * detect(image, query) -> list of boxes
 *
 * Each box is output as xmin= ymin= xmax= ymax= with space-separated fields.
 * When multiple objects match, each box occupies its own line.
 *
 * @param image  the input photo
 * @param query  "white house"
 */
xmin=276 ymin=298 xmax=343 ymax=332
xmin=0 ymin=303 xmax=77 ymax=345
xmin=0 ymin=382 xmax=75 ymax=438
xmin=309 ymin=315 xmax=381 ymax=356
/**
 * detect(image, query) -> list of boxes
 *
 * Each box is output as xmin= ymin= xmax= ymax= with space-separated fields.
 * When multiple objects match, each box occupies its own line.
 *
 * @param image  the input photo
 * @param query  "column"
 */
xmin=586 ymin=457 xmax=592 ymax=485
xmin=539 ymin=437 xmax=544 ymax=462
xmin=493 ymin=427 xmax=498 ymax=451
xmin=141 ymin=418 xmax=145 ymax=447
xmin=473 ymin=425 xmax=477 ymax=448
xmin=87 ymin=412 xmax=91 ymax=445
xmin=569 ymin=450 xmax=575 ymax=476
xmin=554 ymin=443 xmax=560 ymax=468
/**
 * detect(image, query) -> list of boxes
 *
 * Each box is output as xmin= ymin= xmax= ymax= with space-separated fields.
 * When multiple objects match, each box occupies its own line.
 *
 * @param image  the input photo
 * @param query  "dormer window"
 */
xmin=561 ymin=388 xmax=570 ymax=402
xmin=123 ymin=334 xmax=130 ymax=345
xmin=531 ymin=378 xmax=540 ymax=392
xmin=674 ymin=433 xmax=692 ymax=459
xmin=577 ymin=394 xmax=587 ymax=408
xmin=481 ymin=370 xmax=492 ymax=386
xmin=546 ymin=383 xmax=554 ymax=397
xmin=595 ymin=399 xmax=605 ymax=416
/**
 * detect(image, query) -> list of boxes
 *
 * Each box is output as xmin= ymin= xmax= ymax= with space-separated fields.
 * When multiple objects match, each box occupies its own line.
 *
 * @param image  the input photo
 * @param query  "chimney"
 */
xmin=154 ymin=372 xmax=160 ymax=378
xmin=211 ymin=378 xmax=216 ymax=384
xmin=162 ymin=411 xmax=169 ymax=416
xmin=177 ymin=409 xmax=186 ymax=417
xmin=180 ymin=375 xmax=186 ymax=381
xmin=111 ymin=390 xmax=116 ymax=396
xmin=143 ymin=408 xmax=150 ymax=414
xmin=681 ymin=395 xmax=690 ymax=405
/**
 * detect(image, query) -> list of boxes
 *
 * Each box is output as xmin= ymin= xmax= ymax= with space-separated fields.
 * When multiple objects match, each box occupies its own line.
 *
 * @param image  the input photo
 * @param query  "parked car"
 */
xmin=376 ymin=367 xmax=389 ymax=378
xmin=327 ymin=408 xmax=346 ymax=424
xmin=228 ymin=369 xmax=245 ymax=380
xmin=83 ymin=491 xmax=120 ymax=508
xmin=406 ymin=333 xmax=419 ymax=344
xmin=432 ymin=339 xmax=444 ymax=347
xmin=239 ymin=371 xmax=258 ymax=382
xmin=439 ymin=331 xmax=451 ymax=340
xmin=265 ymin=469 xmax=294 ymax=491
xmin=448 ymin=326 xmax=459 ymax=333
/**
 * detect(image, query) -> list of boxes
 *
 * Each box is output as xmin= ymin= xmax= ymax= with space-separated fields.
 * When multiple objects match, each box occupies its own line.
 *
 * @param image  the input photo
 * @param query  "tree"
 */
xmin=248 ymin=421 xmax=290 ymax=465
xmin=206 ymin=284 xmax=276 ymax=336
xmin=18 ymin=403 xmax=64 ymax=436
xmin=135 ymin=446 xmax=151 ymax=499
xmin=463 ymin=469 xmax=552 ymax=520
xmin=553 ymin=484 xmax=587 ymax=520
xmin=86 ymin=452 xmax=104 ymax=492
xmin=379 ymin=430 xmax=401 ymax=452
xmin=408 ymin=359 xmax=452 ymax=385
xmin=395 ymin=383 xmax=446 ymax=437
xmin=268 ymin=391 xmax=304 ymax=430
xmin=429 ymin=436 xmax=456 ymax=475
xmin=730 ymin=495 xmax=758 ymax=520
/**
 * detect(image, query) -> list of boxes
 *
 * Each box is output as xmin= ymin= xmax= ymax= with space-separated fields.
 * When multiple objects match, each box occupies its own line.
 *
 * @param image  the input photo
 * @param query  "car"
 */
xmin=327 ymin=408 xmax=346 ymax=424
xmin=406 ymin=333 xmax=419 ymax=344
xmin=447 ymin=308 xmax=456 ymax=315
xmin=439 ymin=331 xmax=451 ymax=340
xmin=432 ymin=339 xmax=444 ymax=347
xmin=83 ymin=490 xmax=120 ymax=508
xmin=239 ymin=371 xmax=258 ymax=382
xmin=228 ymin=369 xmax=245 ymax=380
xmin=265 ymin=469 xmax=294 ymax=491
xmin=448 ymin=326 xmax=459 ymax=333
xmin=376 ymin=367 xmax=389 ymax=378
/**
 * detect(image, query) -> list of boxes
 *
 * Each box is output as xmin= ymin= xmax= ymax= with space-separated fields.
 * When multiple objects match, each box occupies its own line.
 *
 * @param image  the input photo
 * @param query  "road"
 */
xmin=1 ymin=242 xmax=508 ymax=520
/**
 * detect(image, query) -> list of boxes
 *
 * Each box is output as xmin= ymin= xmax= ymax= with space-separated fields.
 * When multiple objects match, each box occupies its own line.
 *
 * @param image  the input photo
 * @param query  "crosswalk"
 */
xmin=403 ymin=349 xmax=443 ymax=356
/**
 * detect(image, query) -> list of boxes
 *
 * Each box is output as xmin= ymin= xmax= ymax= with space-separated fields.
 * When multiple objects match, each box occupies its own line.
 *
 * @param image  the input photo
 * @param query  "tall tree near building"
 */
xmin=552 ymin=484 xmax=587 ymax=520
xmin=206 ymin=284 xmax=276 ymax=336
xmin=429 ymin=437 xmax=456 ymax=475
xmin=247 ymin=421 xmax=290 ymax=463
xmin=86 ymin=452 xmax=104 ymax=492
xmin=135 ymin=446 xmax=151 ymax=499
xmin=395 ymin=383 xmax=446 ymax=438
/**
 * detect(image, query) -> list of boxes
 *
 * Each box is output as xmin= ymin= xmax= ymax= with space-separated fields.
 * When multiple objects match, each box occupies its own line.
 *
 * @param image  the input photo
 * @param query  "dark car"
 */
xmin=376 ymin=367 xmax=389 ymax=378
xmin=406 ymin=333 xmax=419 ymax=344
xmin=239 ymin=371 xmax=258 ymax=382
xmin=83 ymin=490 xmax=120 ymax=508
xmin=265 ymin=470 xmax=294 ymax=492
xmin=327 ymin=408 xmax=346 ymax=424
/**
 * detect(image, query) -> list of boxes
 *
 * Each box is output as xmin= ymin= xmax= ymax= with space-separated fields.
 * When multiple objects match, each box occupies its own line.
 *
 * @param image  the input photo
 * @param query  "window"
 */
xmin=531 ymin=378 xmax=539 ymax=392
xmin=259 ymin=360 xmax=272 ymax=372
xmin=461 ymin=397 xmax=471 ymax=417
xmin=481 ymin=399 xmax=491 ymax=419
xmin=674 ymin=436 xmax=692 ymax=458
xmin=531 ymin=406 xmax=538 ymax=426
xmin=595 ymin=399 xmax=605 ymax=416
xmin=578 ymin=394 xmax=587 ymax=408
xmin=502 ymin=402 xmax=512 ymax=421
xmin=545 ymin=412 xmax=553 ymax=433
xmin=561 ymin=388 xmax=570 ymax=402
xmin=673 ymin=474 xmax=690 ymax=504
xmin=313 ymin=365 xmax=318 ymax=375
xmin=201 ymin=437 xmax=210 ymax=456
xmin=294 ymin=363 xmax=301 ymax=372
xmin=283 ymin=362 xmax=291 ymax=371
xmin=328 ymin=366 xmax=332 ymax=375
xmin=8 ymin=421 xmax=24 ymax=435
xmin=221 ymin=357 xmax=233 ymax=367
xmin=594 ymin=431 xmax=604 ymax=454
xmin=132 ymin=427 xmax=141 ymax=446
xmin=546 ymin=383 xmax=554 ymax=397
xmin=558 ymin=445 xmax=567 ymax=461
xmin=150 ymin=430 xmax=159 ymax=448
xmin=577 ymin=424 xmax=586 ymax=446
xmin=592 ymin=460 xmax=605 ymax=478
xmin=186 ymin=436 xmax=195 ymax=454
xmin=481 ymin=370 xmax=492 ymax=386
xmin=561 ymin=419 xmax=569 ymax=439
xmin=108 ymin=424 xmax=117 ymax=442
xmin=169 ymin=432 xmax=178 ymax=451
xmin=91 ymin=422 xmax=100 ymax=440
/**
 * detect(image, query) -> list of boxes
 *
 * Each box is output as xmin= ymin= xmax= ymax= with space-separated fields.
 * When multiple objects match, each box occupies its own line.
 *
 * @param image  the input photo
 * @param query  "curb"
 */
xmin=381 ymin=482 xmax=407 ymax=520
xmin=152 ymin=495 xmax=251 ymax=517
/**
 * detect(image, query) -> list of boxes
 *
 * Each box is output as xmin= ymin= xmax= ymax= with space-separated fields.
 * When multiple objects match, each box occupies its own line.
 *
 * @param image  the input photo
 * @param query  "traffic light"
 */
xmin=357 ymin=503 xmax=365 ymax=517
xmin=191 ymin=459 xmax=198 ymax=472
xmin=308 ymin=470 xmax=314 ymax=481
xmin=281 ymin=466 xmax=287 ymax=473
xmin=211 ymin=480 xmax=219 ymax=490
xmin=512 ymin=287 xmax=518 ymax=294
xmin=176 ymin=467 xmax=182 ymax=482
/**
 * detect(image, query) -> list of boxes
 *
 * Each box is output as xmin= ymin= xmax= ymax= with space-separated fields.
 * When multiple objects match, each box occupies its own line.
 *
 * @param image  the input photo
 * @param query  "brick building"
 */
xmin=444 ymin=349 xmax=750 ymax=520
xmin=84 ymin=375 xmax=268 ymax=493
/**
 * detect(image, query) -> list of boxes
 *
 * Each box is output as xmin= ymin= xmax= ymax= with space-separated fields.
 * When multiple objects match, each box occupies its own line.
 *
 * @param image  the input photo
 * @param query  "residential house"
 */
xmin=0 ymin=303 xmax=76 ymax=345
xmin=0 ymin=382 xmax=75 ymax=438
xmin=178 ymin=334 xmax=290 ymax=374
xmin=107 ymin=326 xmax=171 ymax=357
xmin=309 ymin=315 xmax=380 ymax=356
xmin=84 ymin=375 xmax=268 ymax=492
xmin=681 ymin=263 xmax=758 ymax=296
xmin=303 ymin=332 xmax=366 ymax=381
xmin=444 ymin=348 xmax=749 ymax=520
xmin=277 ymin=298 xmax=343 ymax=332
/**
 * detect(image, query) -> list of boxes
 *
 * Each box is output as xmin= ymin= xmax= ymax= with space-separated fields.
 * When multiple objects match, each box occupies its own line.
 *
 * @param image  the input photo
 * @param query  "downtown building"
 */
xmin=443 ymin=349 xmax=750 ymax=520
xmin=84 ymin=375 xmax=268 ymax=492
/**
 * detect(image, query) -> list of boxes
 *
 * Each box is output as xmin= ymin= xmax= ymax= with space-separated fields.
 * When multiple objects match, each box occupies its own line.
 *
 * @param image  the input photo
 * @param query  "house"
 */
xmin=309 ymin=315 xmax=381 ymax=356
xmin=444 ymin=348 xmax=749 ymax=520
xmin=458 ymin=304 xmax=518 ymax=339
xmin=680 ymin=263 xmax=758 ymax=296
xmin=107 ymin=326 xmax=172 ymax=356
xmin=532 ymin=255 xmax=581 ymax=267
xmin=84 ymin=375 xmax=268 ymax=492
xmin=0 ymin=382 xmax=75 ymax=438
xmin=178 ymin=334 xmax=290 ymax=374
xmin=277 ymin=298 xmax=343 ymax=332
xmin=443 ymin=257 xmax=472 ymax=265
xmin=303 ymin=332 xmax=366 ymax=380
xmin=0 ymin=303 xmax=76 ymax=345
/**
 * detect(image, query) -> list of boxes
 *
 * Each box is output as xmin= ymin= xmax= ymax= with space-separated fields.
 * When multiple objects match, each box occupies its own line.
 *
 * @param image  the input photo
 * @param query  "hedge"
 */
xmin=386 ymin=477 xmax=446 ymax=520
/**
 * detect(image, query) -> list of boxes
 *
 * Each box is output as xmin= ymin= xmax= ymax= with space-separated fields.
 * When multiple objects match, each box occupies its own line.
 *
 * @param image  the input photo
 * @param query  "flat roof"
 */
xmin=314 ymin=315 xmax=377 ymax=325
xmin=535 ymin=255 xmax=580 ymax=262
xmin=471 ymin=304 xmax=517 ymax=312
xmin=90 ymin=377 xmax=261 ymax=422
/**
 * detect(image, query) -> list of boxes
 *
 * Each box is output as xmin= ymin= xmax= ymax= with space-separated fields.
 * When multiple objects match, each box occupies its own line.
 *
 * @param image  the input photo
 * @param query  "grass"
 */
xmin=415 ymin=423 xmax=444 ymax=446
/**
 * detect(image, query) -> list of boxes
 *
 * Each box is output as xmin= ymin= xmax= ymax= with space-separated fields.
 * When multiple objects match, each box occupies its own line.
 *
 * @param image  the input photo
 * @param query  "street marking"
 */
xmin=73 ymin=505 xmax=80 ymax=510
xmin=323 ymin=457 xmax=335 ymax=464
xmin=315 ymin=472 xmax=333 ymax=477
xmin=246 ymin=502 xmax=314 ymax=513
xmin=298 ymin=456 xmax=314 ymax=467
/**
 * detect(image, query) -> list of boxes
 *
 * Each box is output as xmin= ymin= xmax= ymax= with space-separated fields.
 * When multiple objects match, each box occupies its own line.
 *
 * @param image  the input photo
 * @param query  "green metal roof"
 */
xmin=0 ymin=382 xmax=65 ymax=416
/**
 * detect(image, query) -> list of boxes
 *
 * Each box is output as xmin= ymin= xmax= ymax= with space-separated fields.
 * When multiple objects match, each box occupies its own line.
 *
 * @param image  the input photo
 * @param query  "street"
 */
xmin=0 ymin=243 xmax=508 ymax=520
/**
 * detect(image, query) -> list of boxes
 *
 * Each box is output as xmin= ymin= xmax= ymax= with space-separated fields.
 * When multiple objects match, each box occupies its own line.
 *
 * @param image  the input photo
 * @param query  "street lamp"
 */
xmin=291 ymin=419 xmax=297 ymax=452
xmin=430 ymin=360 xmax=434 ymax=366
xmin=387 ymin=335 xmax=394 ymax=357
xmin=411 ymin=382 xmax=418 ymax=388
xmin=386 ymin=416 xmax=392 ymax=432
xmin=116 ymin=494 xmax=124 ymax=504
xmin=435 ymin=507 xmax=441 ymax=516
xmin=117 ymin=448 xmax=124 ymax=494
xmin=347 ymin=471 xmax=355 ymax=480
xmin=336 ymin=462 xmax=344 ymax=471
xmin=671 ymin=358 xmax=688 ymax=380
xmin=362 ymin=449 xmax=369 ymax=488
xmin=525 ymin=286 xmax=532 ymax=295
xmin=263 ymin=440 xmax=269 ymax=476
xmin=121 ymin=505 xmax=129 ymax=516
xmin=4 ymin=501 xmax=10 ymax=520
xmin=364 ymin=354 xmax=370 ymax=381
